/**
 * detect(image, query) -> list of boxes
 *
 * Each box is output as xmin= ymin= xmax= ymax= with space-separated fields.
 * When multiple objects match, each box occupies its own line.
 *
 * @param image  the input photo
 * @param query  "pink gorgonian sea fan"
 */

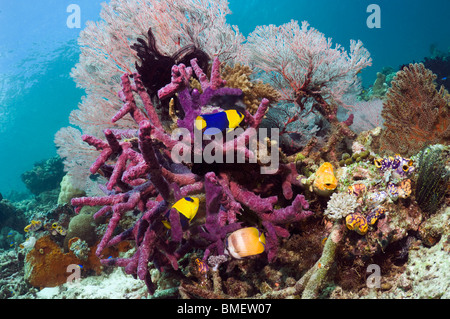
xmin=55 ymin=0 xmax=245 ymax=190
xmin=241 ymin=20 xmax=372 ymax=109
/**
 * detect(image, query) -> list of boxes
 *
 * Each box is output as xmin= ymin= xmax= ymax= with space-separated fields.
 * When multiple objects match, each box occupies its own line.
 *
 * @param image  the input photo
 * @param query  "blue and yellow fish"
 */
xmin=162 ymin=197 xmax=200 ymax=230
xmin=195 ymin=109 xmax=245 ymax=135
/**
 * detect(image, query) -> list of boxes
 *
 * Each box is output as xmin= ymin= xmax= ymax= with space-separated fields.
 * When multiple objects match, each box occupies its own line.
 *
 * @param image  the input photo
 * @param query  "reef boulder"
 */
xmin=63 ymin=212 xmax=97 ymax=252
xmin=21 ymin=156 xmax=65 ymax=195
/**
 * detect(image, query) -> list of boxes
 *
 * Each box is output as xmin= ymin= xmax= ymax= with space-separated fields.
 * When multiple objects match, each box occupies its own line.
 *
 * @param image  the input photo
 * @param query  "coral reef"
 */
xmin=0 ymin=199 xmax=27 ymax=235
xmin=67 ymin=52 xmax=314 ymax=294
xmin=372 ymin=72 xmax=388 ymax=97
xmin=398 ymin=231 xmax=450 ymax=298
xmin=57 ymin=174 xmax=86 ymax=205
xmin=349 ymin=99 xmax=384 ymax=134
xmin=63 ymin=212 xmax=97 ymax=251
xmin=423 ymin=52 xmax=450 ymax=90
xmin=0 ymin=249 xmax=29 ymax=298
xmin=380 ymin=63 xmax=450 ymax=156
xmin=220 ymin=63 xmax=281 ymax=114
xmin=35 ymin=268 xmax=148 ymax=299
xmin=36 ymin=0 xmax=449 ymax=301
xmin=20 ymin=156 xmax=65 ymax=196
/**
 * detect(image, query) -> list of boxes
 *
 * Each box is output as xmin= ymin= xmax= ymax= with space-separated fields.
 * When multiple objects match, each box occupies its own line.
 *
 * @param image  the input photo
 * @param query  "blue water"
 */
xmin=1 ymin=0 xmax=449 ymax=197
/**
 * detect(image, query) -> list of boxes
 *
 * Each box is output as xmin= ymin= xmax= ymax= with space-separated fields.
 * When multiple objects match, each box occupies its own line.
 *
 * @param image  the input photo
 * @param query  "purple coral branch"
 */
xmin=114 ymin=73 xmax=148 ymax=124
xmin=138 ymin=120 xmax=172 ymax=201
xmin=115 ymin=73 xmax=163 ymax=130
xmin=199 ymin=172 xmax=242 ymax=260
xmin=279 ymin=162 xmax=306 ymax=200
xmin=157 ymin=64 xmax=193 ymax=100
xmin=230 ymin=181 xmax=277 ymax=213
xmin=259 ymin=194 xmax=313 ymax=224
xmin=132 ymin=73 xmax=163 ymax=129
xmin=190 ymin=58 xmax=210 ymax=91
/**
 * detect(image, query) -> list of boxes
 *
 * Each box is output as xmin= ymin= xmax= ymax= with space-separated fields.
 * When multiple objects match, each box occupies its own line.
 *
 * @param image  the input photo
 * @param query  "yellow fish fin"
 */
xmin=195 ymin=116 xmax=207 ymax=131
xmin=225 ymin=109 xmax=244 ymax=129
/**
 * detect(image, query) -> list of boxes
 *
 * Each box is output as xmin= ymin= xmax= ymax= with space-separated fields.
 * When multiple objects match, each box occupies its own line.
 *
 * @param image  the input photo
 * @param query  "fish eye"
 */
xmin=402 ymin=165 xmax=409 ymax=172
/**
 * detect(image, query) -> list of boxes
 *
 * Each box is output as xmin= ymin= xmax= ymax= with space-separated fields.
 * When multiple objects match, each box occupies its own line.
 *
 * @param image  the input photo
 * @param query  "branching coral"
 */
xmin=324 ymin=192 xmax=358 ymax=221
xmin=53 ymin=0 xmax=390 ymax=299
xmin=381 ymin=63 xmax=450 ymax=156
xmin=220 ymin=64 xmax=281 ymax=114
xmin=67 ymin=54 xmax=314 ymax=294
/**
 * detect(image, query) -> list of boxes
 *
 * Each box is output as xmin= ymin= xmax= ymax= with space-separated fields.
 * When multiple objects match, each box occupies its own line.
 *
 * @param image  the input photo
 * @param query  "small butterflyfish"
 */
xmin=226 ymin=227 xmax=266 ymax=259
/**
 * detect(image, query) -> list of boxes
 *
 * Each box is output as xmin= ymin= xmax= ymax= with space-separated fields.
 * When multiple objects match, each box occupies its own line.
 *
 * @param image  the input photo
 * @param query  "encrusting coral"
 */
xmin=24 ymin=235 xmax=120 ymax=288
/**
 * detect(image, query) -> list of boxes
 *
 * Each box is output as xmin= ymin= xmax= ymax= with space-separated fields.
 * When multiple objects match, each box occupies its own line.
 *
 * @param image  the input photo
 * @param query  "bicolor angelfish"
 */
xmin=162 ymin=197 xmax=200 ymax=230
xmin=195 ymin=109 xmax=245 ymax=135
